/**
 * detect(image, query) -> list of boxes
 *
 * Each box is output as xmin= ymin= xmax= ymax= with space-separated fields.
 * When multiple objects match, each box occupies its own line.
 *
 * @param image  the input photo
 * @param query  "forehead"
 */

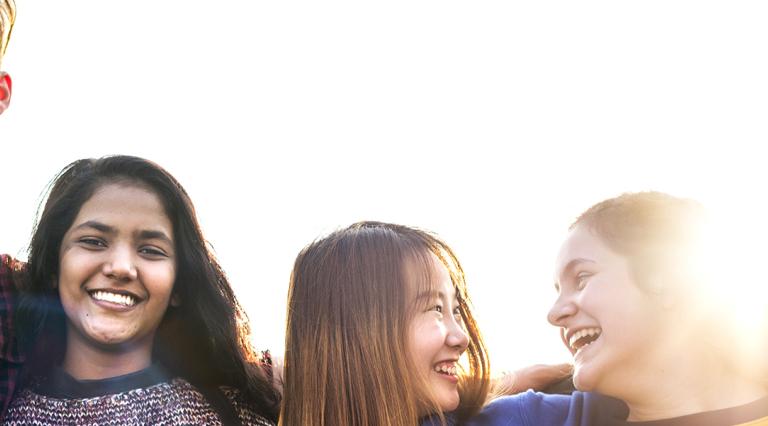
xmin=73 ymin=183 xmax=171 ymax=230
xmin=405 ymin=252 xmax=455 ymax=297
xmin=554 ymin=225 xmax=624 ymax=276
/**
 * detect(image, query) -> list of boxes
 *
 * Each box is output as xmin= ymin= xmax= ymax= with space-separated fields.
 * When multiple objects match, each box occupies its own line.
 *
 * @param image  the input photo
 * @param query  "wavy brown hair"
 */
xmin=0 ymin=0 xmax=15 ymax=65
xmin=280 ymin=221 xmax=490 ymax=426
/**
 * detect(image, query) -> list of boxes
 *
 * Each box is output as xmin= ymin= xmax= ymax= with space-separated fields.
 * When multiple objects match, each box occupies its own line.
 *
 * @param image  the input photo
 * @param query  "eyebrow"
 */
xmin=137 ymin=230 xmax=174 ymax=246
xmin=74 ymin=220 xmax=114 ymax=234
xmin=415 ymin=290 xmax=443 ymax=301
xmin=414 ymin=290 xmax=462 ymax=304
xmin=73 ymin=220 xmax=173 ymax=245
xmin=554 ymin=258 xmax=596 ymax=290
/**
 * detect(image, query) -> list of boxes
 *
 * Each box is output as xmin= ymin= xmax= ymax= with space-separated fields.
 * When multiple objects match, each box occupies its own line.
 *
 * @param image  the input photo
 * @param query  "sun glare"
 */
xmin=688 ymin=205 xmax=768 ymax=373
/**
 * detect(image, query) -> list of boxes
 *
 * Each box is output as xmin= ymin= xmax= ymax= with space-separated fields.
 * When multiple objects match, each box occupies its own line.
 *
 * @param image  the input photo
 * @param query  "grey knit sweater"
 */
xmin=2 ymin=365 xmax=274 ymax=425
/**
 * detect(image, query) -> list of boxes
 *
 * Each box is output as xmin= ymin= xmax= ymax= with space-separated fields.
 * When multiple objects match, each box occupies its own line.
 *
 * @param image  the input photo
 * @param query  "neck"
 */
xmin=63 ymin=335 xmax=154 ymax=380
xmin=622 ymin=358 xmax=767 ymax=421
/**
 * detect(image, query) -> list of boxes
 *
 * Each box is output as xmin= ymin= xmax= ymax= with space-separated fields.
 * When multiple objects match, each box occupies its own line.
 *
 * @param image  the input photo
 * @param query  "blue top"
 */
xmin=423 ymin=391 xmax=628 ymax=426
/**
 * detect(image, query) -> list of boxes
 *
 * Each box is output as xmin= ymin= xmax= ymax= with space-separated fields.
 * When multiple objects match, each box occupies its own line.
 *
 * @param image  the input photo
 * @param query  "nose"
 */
xmin=102 ymin=244 xmax=138 ymax=281
xmin=547 ymin=292 xmax=577 ymax=327
xmin=446 ymin=313 xmax=470 ymax=351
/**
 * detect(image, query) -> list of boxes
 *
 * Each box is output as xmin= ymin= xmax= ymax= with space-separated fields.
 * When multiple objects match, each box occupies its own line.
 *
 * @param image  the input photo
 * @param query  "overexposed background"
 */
xmin=2 ymin=1 xmax=767 ymax=373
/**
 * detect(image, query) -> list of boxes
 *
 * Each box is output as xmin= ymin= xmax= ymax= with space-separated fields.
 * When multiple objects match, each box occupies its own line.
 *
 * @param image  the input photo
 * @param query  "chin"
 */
xmin=572 ymin=365 xmax=599 ymax=392
xmin=89 ymin=326 xmax=130 ymax=344
xmin=438 ymin=392 xmax=461 ymax=412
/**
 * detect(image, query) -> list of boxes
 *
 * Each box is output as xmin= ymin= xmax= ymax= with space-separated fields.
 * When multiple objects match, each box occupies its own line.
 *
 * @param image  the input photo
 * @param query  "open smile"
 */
xmin=87 ymin=289 xmax=143 ymax=308
xmin=433 ymin=360 xmax=460 ymax=383
xmin=564 ymin=327 xmax=602 ymax=356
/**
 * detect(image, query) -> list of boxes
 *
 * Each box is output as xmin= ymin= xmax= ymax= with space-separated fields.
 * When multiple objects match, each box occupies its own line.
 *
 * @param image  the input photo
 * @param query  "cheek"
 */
xmin=58 ymin=248 xmax=99 ymax=286
xmin=57 ymin=261 xmax=87 ymax=303
xmin=595 ymin=284 xmax=652 ymax=329
xmin=58 ymin=285 xmax=85 ymax=327
xmin=580 ymin=278 xmax=624 ymax=319
xmin=408 ymin=320 xmax=447 ymax=367
xmin=144 ymin=264 xmax=177 ymax=297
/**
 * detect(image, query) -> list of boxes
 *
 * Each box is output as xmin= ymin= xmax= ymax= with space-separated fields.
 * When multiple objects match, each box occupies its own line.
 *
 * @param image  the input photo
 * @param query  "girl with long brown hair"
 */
xmin=280 ymin=221 xmax=491 ymax=425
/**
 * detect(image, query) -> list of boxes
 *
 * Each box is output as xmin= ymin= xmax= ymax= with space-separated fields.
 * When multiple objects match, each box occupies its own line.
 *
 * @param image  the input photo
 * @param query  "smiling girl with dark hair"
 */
xmin=3 ymin=155 xmax=279 ymax=425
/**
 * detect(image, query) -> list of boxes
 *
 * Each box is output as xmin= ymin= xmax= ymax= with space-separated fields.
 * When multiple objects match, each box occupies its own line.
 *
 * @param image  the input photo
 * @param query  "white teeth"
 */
xmin=434 ymin=364 xmax=458 ymax=376
xmin=568 ymin=327 xmax=602 ymax=350
xmin=91 ymin=291 xmax=137 ymax=307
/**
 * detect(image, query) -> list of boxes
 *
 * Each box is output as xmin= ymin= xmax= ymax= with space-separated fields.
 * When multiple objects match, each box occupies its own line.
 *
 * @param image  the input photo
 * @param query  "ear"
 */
xmin=0 ymin=72 xmax=11 ymax=114
xmin=170 ymin=292 xmax=181 ymax=307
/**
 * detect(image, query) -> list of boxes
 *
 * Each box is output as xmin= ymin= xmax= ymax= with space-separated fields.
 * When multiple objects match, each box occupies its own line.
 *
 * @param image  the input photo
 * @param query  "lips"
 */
xmin=87 ymin=288 xmax=143 ymax=308
xmin=563 ymin=327 xmax=602 ymax=355
xmin=433 ymin=360 xmax=459 ymax=377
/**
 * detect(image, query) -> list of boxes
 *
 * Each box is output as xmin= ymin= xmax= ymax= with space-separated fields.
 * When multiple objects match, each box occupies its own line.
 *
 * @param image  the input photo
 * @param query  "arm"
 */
xmin=492 ymin=363 xmax=573 ymax=395
xmin=0 ymin=254 xmax=24 ymax=416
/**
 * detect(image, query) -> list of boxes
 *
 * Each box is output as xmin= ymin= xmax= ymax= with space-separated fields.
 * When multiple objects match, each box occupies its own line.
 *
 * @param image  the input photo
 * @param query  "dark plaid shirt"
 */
xmin=0 ymin=254 xmax=23 ymax=415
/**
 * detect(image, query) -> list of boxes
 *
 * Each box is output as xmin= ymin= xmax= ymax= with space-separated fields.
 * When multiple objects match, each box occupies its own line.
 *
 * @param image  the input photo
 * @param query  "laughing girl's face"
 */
xmin=548 ymin=225 xmax=666 ymax=396
xmin=407 ymin=256 xmax=469 ymax=415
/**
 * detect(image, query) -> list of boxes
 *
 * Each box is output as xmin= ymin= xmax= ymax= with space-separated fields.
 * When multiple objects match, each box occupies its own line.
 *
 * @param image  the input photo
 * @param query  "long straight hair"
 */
xmin=15 ymin=155 xmax=280 ymax=420
xmin=280 ymin=221 xmax=490 ymax=426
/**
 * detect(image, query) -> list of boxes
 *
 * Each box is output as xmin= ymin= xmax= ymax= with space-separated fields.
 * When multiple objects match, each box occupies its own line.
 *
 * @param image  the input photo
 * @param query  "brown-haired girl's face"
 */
xmin=57 ymin=183 xmax=178 ymax=358
xmin=407 ymin=255 xmax=469 ymax=415
xmin=548 ymin=225 xmax=666 ymax=396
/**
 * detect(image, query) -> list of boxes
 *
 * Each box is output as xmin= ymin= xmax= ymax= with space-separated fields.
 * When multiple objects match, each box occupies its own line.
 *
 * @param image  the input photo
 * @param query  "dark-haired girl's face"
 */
xmin=57 ymin=183 xmax=177 ymax=370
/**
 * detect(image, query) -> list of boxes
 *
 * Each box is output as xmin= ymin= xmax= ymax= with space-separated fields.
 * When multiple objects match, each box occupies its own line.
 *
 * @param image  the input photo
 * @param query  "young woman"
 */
xmin=3 ymin=156 xmax=280 ymax=425
xmin=0 ymin=0 xmax=15 ymax=114
xmin=548 ymin=191 xmax=768 ymax=425
xmin=280 ymin=221 xmax=491 ymax=425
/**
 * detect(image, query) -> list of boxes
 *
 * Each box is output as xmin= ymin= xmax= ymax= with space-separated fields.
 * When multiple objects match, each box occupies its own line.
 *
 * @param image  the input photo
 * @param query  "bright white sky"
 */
xmin=1 ymin=1 xmax=767 ymax=373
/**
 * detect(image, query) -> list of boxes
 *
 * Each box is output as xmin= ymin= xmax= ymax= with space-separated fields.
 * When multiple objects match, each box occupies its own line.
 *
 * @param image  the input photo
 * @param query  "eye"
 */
xmin=139 ymin=246 xmax=169 ymax=258
xmin=576 ymin=272 xmax=592 ymax=290
xmin=429 ymin=304 xmax=443 ymax=314
xmin=452 ymin=306 xmax=462 ymax=320
xmin=79 ymin=237 xmax=106 ymax=248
